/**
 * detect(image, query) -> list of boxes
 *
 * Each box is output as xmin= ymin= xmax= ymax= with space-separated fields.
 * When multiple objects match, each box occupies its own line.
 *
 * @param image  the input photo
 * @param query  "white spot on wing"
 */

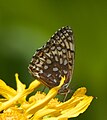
xmin=69 ymin=42 xmax=73 ymax=50
xmin=46 ymin=59 xmax=52 ymax=64
xmin=64 ymin=59 xmax=68 ymax=65
xmin=60 ymin=58 xmax=63 ymax=64
xmin=53 ymin=67 xmax=58 ymax=71
xmin=39 ymin=70 xmax=43 ymax=73
xmin=47 ymin=74 xmax=51 ymax=77
xmin=44 ymin=65 xmax=48 ymax=69
xmin=64 ymin=39 xmax=69 ymax=49
xmin=55 ymin=56 xmax=58 ymax=62
xmin=63 ymin=70 xmax=68 ymax=74
xmin=62 ymin=48 xmax=66 ymax=53
xmin=68 ymin=37 xmax=71 ymax=41
xmin=57 ymin=46 xmax=61 ymax=50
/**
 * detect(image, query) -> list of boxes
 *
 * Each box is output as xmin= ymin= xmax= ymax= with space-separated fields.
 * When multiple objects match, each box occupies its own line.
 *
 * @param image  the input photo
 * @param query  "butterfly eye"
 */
xmin=28 ymin=26 xmax=75 ymax=95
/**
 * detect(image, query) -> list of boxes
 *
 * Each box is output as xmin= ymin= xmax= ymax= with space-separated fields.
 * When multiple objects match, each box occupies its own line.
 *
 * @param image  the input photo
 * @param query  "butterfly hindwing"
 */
xmin=28 ymin=26 xmax=75 ymax=94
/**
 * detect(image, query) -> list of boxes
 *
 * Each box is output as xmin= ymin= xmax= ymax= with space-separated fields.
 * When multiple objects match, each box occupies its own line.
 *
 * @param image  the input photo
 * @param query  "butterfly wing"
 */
xmin=28 ymin=26 xmax=75 ymax=94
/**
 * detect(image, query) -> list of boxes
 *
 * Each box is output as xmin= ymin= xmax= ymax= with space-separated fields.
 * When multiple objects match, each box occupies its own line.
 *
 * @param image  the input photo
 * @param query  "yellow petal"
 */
xmin=59 ymin=96 xmax=93 ymax=118
xmin=15 ymin=73 xmax=26 ymax=93
xmin=57 ymin=87 xmax=93 ymax=119
xmin=43 ymin=117 xmax=68 ymax=120
xmin=0 ymin=74 xmax=27 ymax=111
xmin=72 ymin=87 xmax=87 ymax=97
xmin=24 ymin=79 xmax=41 ymax=96
xmin=34 ymin=108 xmax=56 ymax=119
xmin=0 ymin=90 xmax=24 ymax=112
xmin=0 ymin=79 xmax=16 ymax=99
xmin=25 ymin=76 xmax=65 ymax=115
xmin=56 ymin=87 xmax=87 ymax=110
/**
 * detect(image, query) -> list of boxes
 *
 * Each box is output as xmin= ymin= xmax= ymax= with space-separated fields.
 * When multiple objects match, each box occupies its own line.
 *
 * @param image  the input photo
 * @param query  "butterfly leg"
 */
xmin=41 ymin=86 xmax=46 ymax=92
xmin=63 ymin=92 xmax=68 ymax=102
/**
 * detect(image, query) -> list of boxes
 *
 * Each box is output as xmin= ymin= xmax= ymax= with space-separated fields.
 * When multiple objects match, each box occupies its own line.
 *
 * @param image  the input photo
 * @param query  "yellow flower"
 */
xmin=0 ymin=74 xmax=93 ymax=120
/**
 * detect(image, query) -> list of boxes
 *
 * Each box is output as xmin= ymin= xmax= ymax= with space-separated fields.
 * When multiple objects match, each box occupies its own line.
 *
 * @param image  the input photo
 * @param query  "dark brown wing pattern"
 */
xmin=28 ymin=26 xmax=75 ymax=94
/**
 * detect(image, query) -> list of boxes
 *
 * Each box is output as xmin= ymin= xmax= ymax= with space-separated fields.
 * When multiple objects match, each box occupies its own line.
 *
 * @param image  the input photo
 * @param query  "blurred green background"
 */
xmin=0 ymin=0 xmax=107 ymax=119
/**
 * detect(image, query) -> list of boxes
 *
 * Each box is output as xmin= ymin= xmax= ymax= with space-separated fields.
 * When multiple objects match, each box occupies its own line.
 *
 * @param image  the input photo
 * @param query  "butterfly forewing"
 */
xmin=28 ymin=26 xmax=75 ymax=94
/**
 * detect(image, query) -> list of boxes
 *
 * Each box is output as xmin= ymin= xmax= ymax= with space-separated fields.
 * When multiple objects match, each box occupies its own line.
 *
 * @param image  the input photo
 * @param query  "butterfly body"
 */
xmin=28 ymin=26 xmax=75 ymax=94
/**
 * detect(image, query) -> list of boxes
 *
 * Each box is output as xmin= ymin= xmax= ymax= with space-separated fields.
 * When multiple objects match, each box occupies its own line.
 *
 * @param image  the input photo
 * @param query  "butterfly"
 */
xmin=28 ymin=26 xmax=75 ymax=95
